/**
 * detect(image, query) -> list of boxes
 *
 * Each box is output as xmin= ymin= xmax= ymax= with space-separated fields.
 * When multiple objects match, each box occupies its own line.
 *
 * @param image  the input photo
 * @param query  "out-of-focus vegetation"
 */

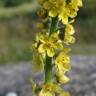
xmin=75 ymin=0 xmax=96 ymax=44
xmin=0 ymin=0 xmax=96 ymax=64
xmin=0 ymin=0 xmax=33 ymax=7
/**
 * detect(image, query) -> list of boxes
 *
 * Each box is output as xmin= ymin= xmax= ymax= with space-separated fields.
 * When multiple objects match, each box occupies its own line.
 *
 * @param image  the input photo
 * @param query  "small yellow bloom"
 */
xmin=78 ymin=0 xmax=83 ymax=7
xmin=32 ymin=50 xmax=44 ymax=72
xmin=65 ymin=24 xmax=75 ymax=35
xmin=39 ymin=90 xmax=53 ymax=96
xmin=58 ymin=5 xmax=69 ymax=24
xmin=43 ymin=83 xmax=53 ymax=92
xmin=55 ymin=48 xmax=71 ymax=72
xmin=71 ymin=0 xmax=83 ymax=7
xmin=32 ymin=33 xmax=43 ymax=49
xmin=39 ymin=83 xmax=55 ymax=96
xmin=58 ymin=6 xmax=76 ymax=24
xmin=37 ymin=9 xmax=47 ymax=19
xmin=43 ymin=0 xmax=66 ymax=17
xmin=32 ymin=43 xmax=38 ymax=49
xmin=64 ymin=24 xmax=75 ymax=45
xmin=31 ymin=82 xmax=36 ymax=92
xmin=64 ymin=35 xmax=75 ymax=45
xmin=40 ymin=83 xmax=63 ymax=95
xmin=55 ymin=71 xmax=70 ymax=84
xmin=38 ymin=32 xmax=63 ymax=57
xmin=69 ymin=0 xmax=83 ymax=12
xmin=37 ymin=22 xmax=45 ymax=29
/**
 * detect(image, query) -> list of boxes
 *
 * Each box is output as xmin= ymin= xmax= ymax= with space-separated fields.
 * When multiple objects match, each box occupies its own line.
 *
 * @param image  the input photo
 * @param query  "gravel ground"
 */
xmin=0 ymin=55 xmax=96 ymax=96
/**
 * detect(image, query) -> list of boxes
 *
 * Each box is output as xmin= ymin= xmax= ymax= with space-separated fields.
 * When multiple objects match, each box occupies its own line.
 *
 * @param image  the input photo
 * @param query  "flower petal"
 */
xmin=55 ymin=71 xmax=70 ymax=84
xmin=38 ymin=44 xmax=46 ymax=53
xmin=55 ymin=42 xmax=63 ymax=50
xmin=49 ymin=10 xmax=58 ymax=17
xmin=47 ymin=48 xmax=55 ymax=57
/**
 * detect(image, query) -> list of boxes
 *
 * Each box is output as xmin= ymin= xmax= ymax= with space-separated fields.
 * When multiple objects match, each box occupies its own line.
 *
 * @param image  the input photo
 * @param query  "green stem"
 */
xmin=49 ymin=16 xmax=58 ymax=35
xmin=45 ymin=55 xmax=52 ymax=83
xmin=45 ymin=16 xmax=58 ymax=83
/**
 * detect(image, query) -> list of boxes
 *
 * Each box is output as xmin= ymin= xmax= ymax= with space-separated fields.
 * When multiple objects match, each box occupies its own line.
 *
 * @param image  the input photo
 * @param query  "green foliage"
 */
xmin=0 ymin=38 xmax=32 ymax=64
xmin=75 ymin=17 xmax=96 ymax=44
xmin=78 ymin=0 xmax=96 ymax=19
xmin=71 ymin=45 xmax=96 ymax=55
xmin=0 ymin=0 xmax=37 ymax=19
xmin=0 ymin=0 xmax=33 ymax=7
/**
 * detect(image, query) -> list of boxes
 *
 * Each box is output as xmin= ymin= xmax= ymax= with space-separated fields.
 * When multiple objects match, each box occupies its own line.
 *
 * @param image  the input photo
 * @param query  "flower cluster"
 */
xmin=31 ymin=0 xmax=82 ymax=96
xmin=39 ymin=0 xmax=82 ymax=24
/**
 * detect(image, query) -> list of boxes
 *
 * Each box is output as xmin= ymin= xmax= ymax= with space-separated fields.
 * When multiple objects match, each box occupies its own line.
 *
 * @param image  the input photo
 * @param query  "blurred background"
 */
xmin=0 ymin=0 xmax=96 ymax=96
xmin=0 ymin=0 xmax=96 ymax=64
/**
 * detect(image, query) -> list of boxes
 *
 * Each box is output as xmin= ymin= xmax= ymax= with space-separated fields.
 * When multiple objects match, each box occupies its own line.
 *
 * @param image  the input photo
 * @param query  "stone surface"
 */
xmin=0 ymin=55 xmax=96 ymax=96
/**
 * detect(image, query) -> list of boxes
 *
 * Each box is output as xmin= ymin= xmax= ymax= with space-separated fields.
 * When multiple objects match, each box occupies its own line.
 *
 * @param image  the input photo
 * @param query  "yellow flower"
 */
xmin=39 ymin=90 xmax=53 ymax=96
xmin=39 ymin=83 xmax=70 ymax=95
xmin=40 ymin=83 xmax=63 ymax=96
xmin=43 ymin=83 xmax=53 ymax=92
xmin=78 ymin=0 xmax=83 ymax=7
xmin=55 ymin=70 xmax=70 ymax=84
xmin=32 ymin=83 xmax=36 ymax=92
xmin=39 ymin=83 xmax=54 ymax=96
xmin=58 ymin=13 xmax=69 ymax=25
xmin=31 ymin=81 xmax=36 ymax=92
xmin=38 ymin=32 xmax=63 ymax=57
xmin=64 ymin=24 xmax=75 ymax=45
xmin=55 ymin=48 xmax=71 ymax=72
xmin=64 ymin=35 xmax=75 ymax=45
xmin=39 ymin=0 xmax=82 ymax=24
xmin=68 ymin=0 xmax=83 ymax=12
xmin=37 ymin=9 xmax=47 ymax=19
xmin=58 ymin=4 xmax=76 ymax=24
xmin=65 ymin=24 xmax=75 ymax=35
xmin=43 ymin=83 xmax=61 ymax=92
xmin=37 ymin=22 xmax=45 ymax=29
xmin=58 ymin=4 xmax=75 ymax=25
xmin=67 ymin=5 xmax=77 ymax=18
xmin=58 ymin=5 xmax=76 ymax=24
xmin=43 ymin=0 xmax=66 ymax=17
xmin=32 ymin=50 xmax=44 ymax=72
xmin=65 ymin=0 xmax=82 ymax=19
xmin=58 ymin=0 xmax=82 ymax=24
xmin=32 ymin=43 xmax=38 ymax=49
xmin=32 ymin=33 xmax=43 ymax=49
xmin=71 ymin=0 xmax=83 ymax=8
xmin=37 ymin=22 xmax=48 ymax=33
